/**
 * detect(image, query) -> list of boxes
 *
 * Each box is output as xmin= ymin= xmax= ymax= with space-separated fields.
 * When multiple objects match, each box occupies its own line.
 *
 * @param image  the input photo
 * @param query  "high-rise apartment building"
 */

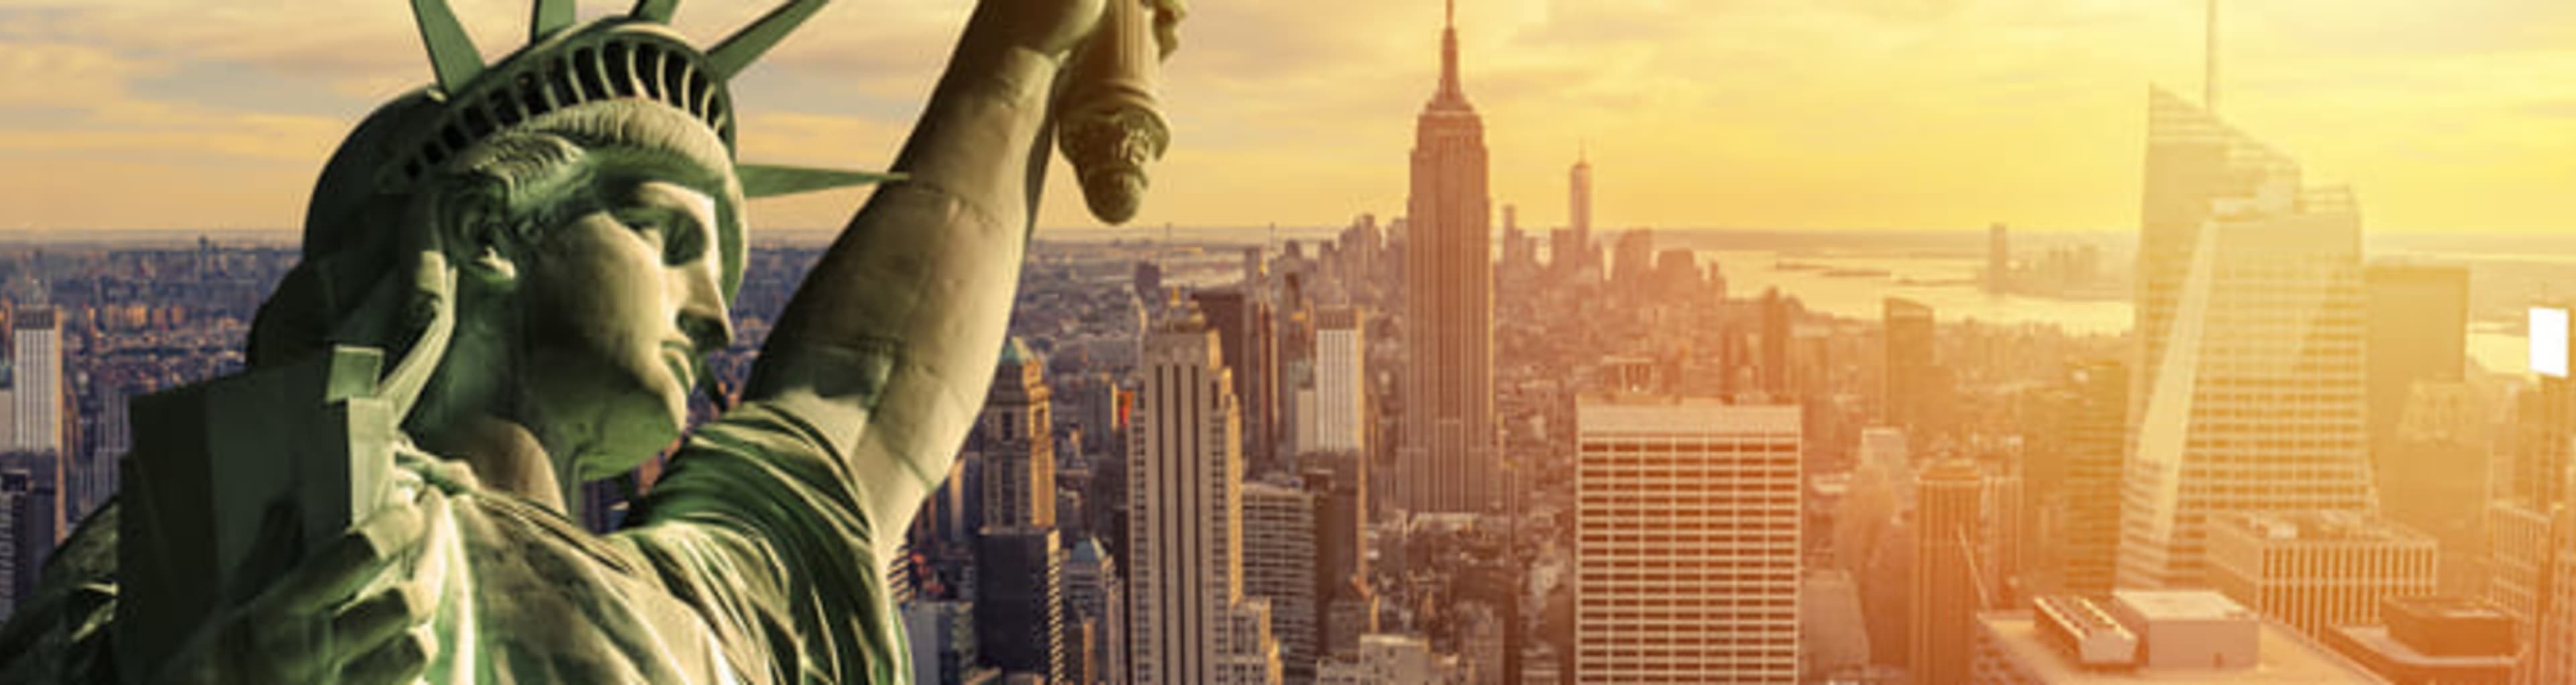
xmin=1129 ymin=312 xmax=1285 ymax=685
xmin=1398 ymin=1 xmax=1497 ymax=515
xmin=1574 ymin=397 xmax=1801 ymax=683
xmin=2120 ymin=88 xmax=2375 ymax=588
xmin=2207 ymin=511 xmax=2438 ymax=642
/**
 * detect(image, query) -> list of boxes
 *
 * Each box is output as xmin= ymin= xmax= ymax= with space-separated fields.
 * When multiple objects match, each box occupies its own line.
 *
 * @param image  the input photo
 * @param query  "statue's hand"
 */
xmin=164 ymin=492 xmax=443 ymax=684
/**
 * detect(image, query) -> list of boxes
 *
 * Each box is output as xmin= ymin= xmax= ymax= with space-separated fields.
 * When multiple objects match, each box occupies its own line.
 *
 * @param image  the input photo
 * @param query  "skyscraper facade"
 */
xmin=2051 ymin=359 xmax=2129 ymax=598
xmin=1308 ymin=306 xmax=1367 ymax=455
xmin=1195 ymin=288 xmax=1281 ymax=474
xmin=2119 ymin=88 xmax=2375 ymax=589
xmin=11 ymin=308 xmax=62 ymax=454
xmin=981 ymin=337 xmax=1059 ymax=530
xmin=1399 ymin=3 xmax=1497 ymax=515
xmin=1883 ymin=297 xmax=1935 ymax=431
xmin=1129 ymin=313 xmax=1283 ymax=685
xmin=973 ymin=338 xmax=1068 ymax=680
xmin=1911 ymin=460 xmax=1986 ymax=685
xmin=1574 ymin=397 xmax=1801 ymax=683
xmin=1243 ymin=481 xmax=1319 ymax=684
xmin=2206 ymin=511 xmax=2438 ymax=642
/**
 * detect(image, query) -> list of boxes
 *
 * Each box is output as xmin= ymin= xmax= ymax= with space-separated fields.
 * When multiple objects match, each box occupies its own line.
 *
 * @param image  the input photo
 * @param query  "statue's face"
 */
xmin=513 ymin=160 xmax=736 ymax=480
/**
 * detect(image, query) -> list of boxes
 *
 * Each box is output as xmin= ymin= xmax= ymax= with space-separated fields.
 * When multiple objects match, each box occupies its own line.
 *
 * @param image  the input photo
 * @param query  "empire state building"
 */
xmin=1399 ymin=1 xmax=1497 ymax=515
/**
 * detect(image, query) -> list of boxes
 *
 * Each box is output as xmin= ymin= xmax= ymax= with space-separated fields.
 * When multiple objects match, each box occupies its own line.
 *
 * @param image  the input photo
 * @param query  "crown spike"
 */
xmin=411 ymin=0 xmax=484 ymax=93
xmin=533 ymin=0 xmax=574 ymax=40
xmin=737 ymin=164 xmax=902 ymax=199
xmin=633 ymin=0 xmax=681 ymax=23
xmin=706 ymin=0 xmax=828 ymax=78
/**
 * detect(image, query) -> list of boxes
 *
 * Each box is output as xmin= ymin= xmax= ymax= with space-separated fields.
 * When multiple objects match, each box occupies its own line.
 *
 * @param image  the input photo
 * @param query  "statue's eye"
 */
xmin=614 ymin=207 xmax=707 ymax=265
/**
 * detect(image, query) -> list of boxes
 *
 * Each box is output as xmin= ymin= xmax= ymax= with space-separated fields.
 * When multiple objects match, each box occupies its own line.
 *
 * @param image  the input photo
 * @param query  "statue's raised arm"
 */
xmin=740 ymin=0 xmax=1178 ymax=560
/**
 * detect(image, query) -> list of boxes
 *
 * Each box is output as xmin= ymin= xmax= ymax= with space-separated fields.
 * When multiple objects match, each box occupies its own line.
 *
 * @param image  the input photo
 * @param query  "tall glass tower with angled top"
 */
xmin=2118 ymin=87 xmax=2375 ymax=589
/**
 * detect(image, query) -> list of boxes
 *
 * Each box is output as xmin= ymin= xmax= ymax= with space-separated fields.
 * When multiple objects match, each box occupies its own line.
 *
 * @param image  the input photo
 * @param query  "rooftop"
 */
xmin=2114 ymin=590 xmax=2260 ymax=623
xmin=2217 ymin=511 xmax=2433 ymax=545
xmin=1979 ymin=611 xmax=2389 ymax=684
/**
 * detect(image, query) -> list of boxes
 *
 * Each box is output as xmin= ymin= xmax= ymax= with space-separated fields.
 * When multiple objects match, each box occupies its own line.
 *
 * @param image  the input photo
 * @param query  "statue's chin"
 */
xmin=572 ymin=397 xmax=687 ymax=482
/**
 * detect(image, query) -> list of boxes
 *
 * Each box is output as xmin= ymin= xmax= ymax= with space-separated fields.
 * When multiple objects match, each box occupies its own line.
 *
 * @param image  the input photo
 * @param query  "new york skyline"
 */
xmin=2 ymin=0 xmax=2571 ymax=234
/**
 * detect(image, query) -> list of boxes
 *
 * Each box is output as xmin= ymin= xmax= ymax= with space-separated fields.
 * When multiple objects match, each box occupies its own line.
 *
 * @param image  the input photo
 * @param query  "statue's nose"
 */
xmin=672 ymin=260 xmax=733 ymax=352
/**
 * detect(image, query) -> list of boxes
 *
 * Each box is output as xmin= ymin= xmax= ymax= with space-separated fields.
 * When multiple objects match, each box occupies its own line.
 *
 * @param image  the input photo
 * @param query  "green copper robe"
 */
xmin=0 ymin=398 xmax=918 ymax=684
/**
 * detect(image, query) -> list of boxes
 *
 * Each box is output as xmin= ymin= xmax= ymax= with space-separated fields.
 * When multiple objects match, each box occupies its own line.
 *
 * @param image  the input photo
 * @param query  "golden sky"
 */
xmin=0 ymin=0 xmax=2569 ymax=234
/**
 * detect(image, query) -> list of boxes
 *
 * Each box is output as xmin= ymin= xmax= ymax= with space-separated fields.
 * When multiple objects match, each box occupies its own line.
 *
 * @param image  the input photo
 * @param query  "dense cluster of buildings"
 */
xmin=1 ymin=5 xmax=2571 ymax=685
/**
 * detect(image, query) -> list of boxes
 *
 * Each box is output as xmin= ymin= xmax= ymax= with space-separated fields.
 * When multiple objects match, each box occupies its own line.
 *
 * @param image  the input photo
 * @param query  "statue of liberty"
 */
xmin=0 ymin=0 xmax=1179 ymax=682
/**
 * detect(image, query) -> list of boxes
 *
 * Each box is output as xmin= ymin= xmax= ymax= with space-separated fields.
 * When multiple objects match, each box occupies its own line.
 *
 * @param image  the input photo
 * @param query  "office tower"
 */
xmin=0 ymin=452 xmax=62 ymax=615
xmin=1500 ymin=205 xmax=1539 ymax=276
xmin=2365 ymin=265 xmax=2469 ymax=523
xmin=974 ymin=529 xmax=1068 ymax=681
xmin=1195 ymin=288 xmax=1281 ymax=474
xmin=2323 ymin=596 xmax=2518 ymax=685
xmin=1801 ymin=570 xmax=1874 ymax=681
xmin=1883 ymin=297 xmax=1935 ymax=431
xmin=2052 ymin=360 xmax=2129 ymax=598
xmin=1912 ymin=460 xmax=1986 ymax=685
xmin=1243 ymin=482 xmax=1318 ymax=684
xmin=1399 ymin=1 xmax=1497 ymax=515
xmin=2120 ymin=88 xmax=2375 ymax=588
xmin=1547 ymin=228 xmax=1586 ymax=282
xmin=1760 ymin=288 xmax=1791 ymax=397
xmin=1611 ymin=229 xmax=1654 ymax=295
xmin=1302 ymin=458 xmax=1371 ymax=659
xmin=2382 ymin=380 xmax=2488 ymax=595
xmin=12 ymin=308 xmax=61 ymax=454
xmin=2483 ymin=500 xmax=2561 ymax=681
xmin=981 ymin=338 xmax=1058 ymax=530
xmin=2363 ymin=264 xmax=2467 ymax=453
xmin=1986 ymin=223 xmax=2010 ymax=293
xmin=2534 ymin=511 xmax=2576 ymax=685
xmin=968 ymin=339 xmax=1070 ymax=680
xmin=1970 ymin=590 xmax=2389 ymax=683
xmin=1129 ymin=313 xmax=1284 ymax=685
xmin=2207 ymin=511 xmax=2438 ymax=641
xmin=1308 ymin=307 xmax=1367 ymax=454
xmin=1982 ymin=468 xmax=2029 ymax=608
xmin=1064 ymin=539 xmax=1127 ymax=685
xmin=1575 ymin=397 xmax=1801 ymax=683
xmin=1654 ymin=248 xmax=1700 ymax=299
xmin=2512 ymin=307 xmax=2574 ymax=511
xmin=904 ymin=600 xmax=979 ymax=685
xmin=1569 ymin=149 xmax=1591 ymax=251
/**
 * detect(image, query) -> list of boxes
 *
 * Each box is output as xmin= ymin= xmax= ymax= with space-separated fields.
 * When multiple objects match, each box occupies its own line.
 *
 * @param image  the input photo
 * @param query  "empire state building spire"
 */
xmin=1430 ymin=0 xmax=1472 ymax=110
xmin=1401 ymin=0 xmax=1495 ymax=516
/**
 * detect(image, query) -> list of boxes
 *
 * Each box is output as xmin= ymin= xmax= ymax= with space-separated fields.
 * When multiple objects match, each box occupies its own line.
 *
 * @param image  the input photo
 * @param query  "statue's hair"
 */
xmin=443 ymin=101 xmax=742 ymax=250
xmin=248 ymin=97 xmax=745 ymax=373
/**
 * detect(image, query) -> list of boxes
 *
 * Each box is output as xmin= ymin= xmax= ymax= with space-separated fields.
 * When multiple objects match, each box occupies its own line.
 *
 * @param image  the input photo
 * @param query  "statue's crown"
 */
xmin=387 ymin=0 xmax=891 ymax=197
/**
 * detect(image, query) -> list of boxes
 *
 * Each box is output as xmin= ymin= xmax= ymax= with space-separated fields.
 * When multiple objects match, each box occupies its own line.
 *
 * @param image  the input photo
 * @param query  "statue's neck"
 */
xmin=414 ymin=413 xmax=571 ymax=515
